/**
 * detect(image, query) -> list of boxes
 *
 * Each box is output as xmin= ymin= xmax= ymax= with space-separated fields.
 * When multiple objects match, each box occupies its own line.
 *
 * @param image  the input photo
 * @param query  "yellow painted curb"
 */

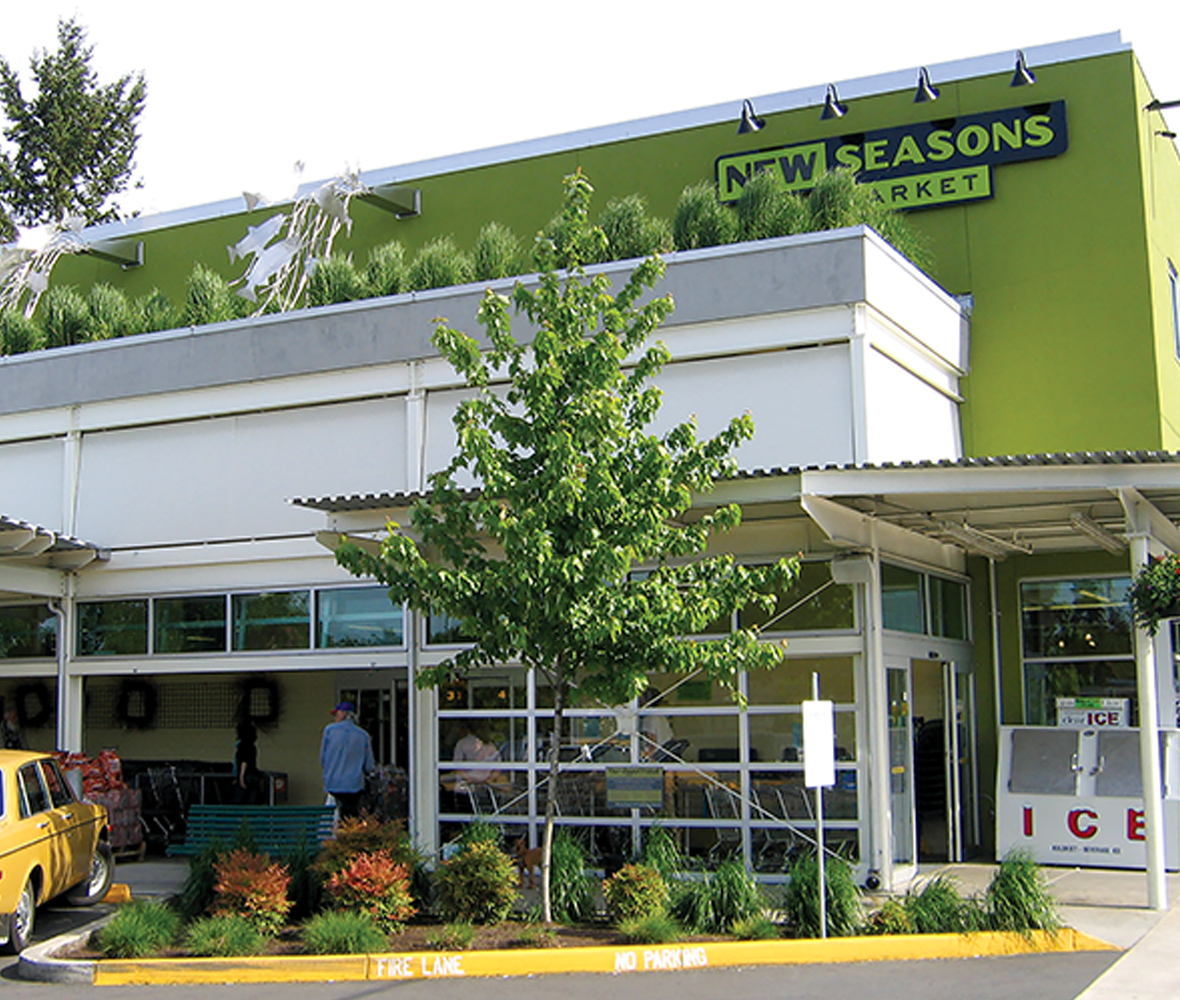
xmin=100 ymin=884 xmax=132 ymax=904
xmin=91 ymin=929 xmax=1117 ymax=986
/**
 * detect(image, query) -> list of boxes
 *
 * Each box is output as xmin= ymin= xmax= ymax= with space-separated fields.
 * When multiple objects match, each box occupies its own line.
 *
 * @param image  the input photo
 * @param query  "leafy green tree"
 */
xmin=338 ymin=170 xmax=796 ymax=922
xmin=0 ymin=18 xmax=146 ymax=238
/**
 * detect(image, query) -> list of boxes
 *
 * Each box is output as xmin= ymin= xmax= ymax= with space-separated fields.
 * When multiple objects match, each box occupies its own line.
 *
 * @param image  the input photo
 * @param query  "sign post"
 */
xmin=803 ymin=672 xmax=836 ymax=938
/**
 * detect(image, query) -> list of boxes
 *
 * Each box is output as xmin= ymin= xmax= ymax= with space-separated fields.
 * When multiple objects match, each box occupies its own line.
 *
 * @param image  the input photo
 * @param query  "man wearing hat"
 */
xmin=321 ymin=701 xmax=375 ymax=819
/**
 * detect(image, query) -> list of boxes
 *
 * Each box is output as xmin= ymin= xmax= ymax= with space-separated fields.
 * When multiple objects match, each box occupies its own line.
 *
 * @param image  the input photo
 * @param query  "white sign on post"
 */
xmin=802 ymin=699 xmax=836 ymax=788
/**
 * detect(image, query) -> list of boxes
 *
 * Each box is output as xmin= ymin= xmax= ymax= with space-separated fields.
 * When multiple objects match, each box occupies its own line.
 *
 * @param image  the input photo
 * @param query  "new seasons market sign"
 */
xmin=716 ymin=101 xmax=1068 ymax=209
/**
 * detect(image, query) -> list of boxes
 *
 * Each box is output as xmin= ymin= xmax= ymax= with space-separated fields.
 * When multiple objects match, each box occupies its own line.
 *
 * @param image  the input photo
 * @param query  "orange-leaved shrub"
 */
xmin=324 ymin=850 xmax=417 ymax=933
xmin=315 ymin=815 xmax=418 ymax=876
xmin=212 ymin=849 xmax=293 ymax=935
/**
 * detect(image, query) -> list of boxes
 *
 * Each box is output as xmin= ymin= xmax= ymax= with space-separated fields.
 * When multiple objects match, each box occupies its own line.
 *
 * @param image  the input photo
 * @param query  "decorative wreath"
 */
xmin=116 ymin=678 xmax=158 ymax=730
xmin=13 ymin=682 xmax=52 ymax=729
xmin=238 ymin=675 xmax=282 ymax=728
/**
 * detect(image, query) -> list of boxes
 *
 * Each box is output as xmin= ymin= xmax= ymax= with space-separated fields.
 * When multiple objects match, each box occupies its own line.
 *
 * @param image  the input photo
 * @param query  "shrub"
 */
xmin=307 ymin=254 xmax=365 ymax=307
xmin=316 ymin=815 xmax=418 ymax=877
xmin=87 ymin=283 xmax=138 ymax=339
xmin=473 ymin=222 xmax=525 ymax=281
xmin=668 ymin=878 xmax=713 ymax=933
xmin=183 ymin=915 xmax=264 ymax=957
xmin=436 ymin=839 xmax=518 ymax=924
xmin=672 ymin=182 xmax=737 ymax=251
xmin=40 ymin=285 xmax=91 ymax=347
xmin=184 ymin=264 xmax=245 ymax=326
xmin=599 ymin=194 xmax=672 ymax=261
xmin=300 ymin=911 xmax=387 ymax=955
xmin=984 ymin=851 xmax=1060 ymax=934
xmin=905 ymin=874 xmax=972 ymax=934
xmin=708 ymin=857 xmax=765 ymax=931
xmin=865 ymin=898 xmax=913 ymax=935
xmin=736 ymin=171 xmax=808 ymax=242
xmin=136 ymin=288 xmax=180 ymax=334
xmin=283 ymin=839 xmax=322 ymax=922
xmin=804 ymin=168 xmax=933 ymax=273
xmin=641 ymin=823 xmax=686 ymax=879
xmin=364 ymin=240 xmax=408 ymax=297
xmin=212 ymin=849 xmax=292 ymax=936
xmin=97 ymin=899 xmax=181 ymax=958
xmin=179 ymin=839 xmax=228 ymax=920
xmin=617 ymin=911 xmax=682 ymax=944
xmin=782 ymin=850 xmax=862 ymax=938
xmin=457 ymin=818 xmax=502 ymax=851
xmin=425 ymin=922 xmax=476 ymax=950
xmin=731 ymin=914 xmax=781 ymax=940
xmin=324 ymin=850 xmax=417 ymax=933
xmin=550 ymin=828 xmax=597 ymax=923
xmin=604 ymin=863 xmax=668 ymax=924
xmin=408 ymin=236 xmax=474 ymax=291
xmin=0 ymin=308 xmax=43 ymax=354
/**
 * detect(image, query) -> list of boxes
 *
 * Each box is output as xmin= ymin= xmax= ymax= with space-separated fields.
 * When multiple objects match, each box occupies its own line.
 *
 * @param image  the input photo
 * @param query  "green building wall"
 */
xmin=50 ymin=44 xmax=1180 ymax=459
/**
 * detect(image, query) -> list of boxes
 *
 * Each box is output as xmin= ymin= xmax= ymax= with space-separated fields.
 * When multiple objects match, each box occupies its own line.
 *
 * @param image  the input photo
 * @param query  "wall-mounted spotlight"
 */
xmin=913 ymin=66 xmax=940 ymax=103
xmin=1010 ymin=50 xmax=1036 ymax=87
xmin=1145 ymin=98 xmax=1180 ymax=112
xmin=821 ymin=84 xmax=848 ymax=120
xmin=737 ymin=99 xmax=765 ymax=134
xmin=1159 ymin=130 xmax=1179 ymax=139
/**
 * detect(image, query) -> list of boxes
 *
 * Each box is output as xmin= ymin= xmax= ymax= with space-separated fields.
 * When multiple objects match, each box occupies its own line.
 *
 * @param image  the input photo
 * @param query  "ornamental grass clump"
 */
xmin=300 ymin=911 xmax=387 ymax=954
xmin=604 ymin=863 xmax=669 ymax=924
xmin=182 ymin=914 xmax=265 ymax=957
xmin=782 ymin=850 xmax=862 ymax=938
xmin=550 ymin=828 xmax=597 ymax=923
xmin=617 ymin=911 xmax=682 ymax=944
xmin=985 ymin=851 xmax=1061 ymax=934
xmin=307 ymin=254 xmax=365 ymax=306
xmin=1130 ymin=552 xmax=1180 ymax=635
xmin=435 ymin=839 xmax=518 ymax=924
xmin=673 ymin=181 xmax=738 ymax=251
xmin=212 ymin=849 xmax=292 ymax=936
xmin=905 ymin=874 xmax=978 ymax=934
xmin=97 ymin=899 xmax=182 ymax=958
xmin=425 ymin=921 xmax=476 ymax=950
xmin=323 ymin=850 xmax=417 ymax=933
xmin=473 ymin=222 xmax=525 ymax=281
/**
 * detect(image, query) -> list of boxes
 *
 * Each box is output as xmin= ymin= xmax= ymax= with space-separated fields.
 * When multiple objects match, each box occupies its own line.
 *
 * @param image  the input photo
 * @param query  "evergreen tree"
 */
xmin=0 ymin=18 xmax=146 ymax=239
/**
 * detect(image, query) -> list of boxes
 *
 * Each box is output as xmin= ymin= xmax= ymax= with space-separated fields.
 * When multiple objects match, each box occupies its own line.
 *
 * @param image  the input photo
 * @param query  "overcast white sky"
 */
xmin=3 ymin=1 xmax=1178 ymax=219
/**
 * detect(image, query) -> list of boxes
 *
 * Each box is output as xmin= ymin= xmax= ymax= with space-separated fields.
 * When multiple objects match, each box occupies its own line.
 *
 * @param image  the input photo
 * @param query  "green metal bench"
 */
xmin=166 ymin=804 xmax=336 ymax=857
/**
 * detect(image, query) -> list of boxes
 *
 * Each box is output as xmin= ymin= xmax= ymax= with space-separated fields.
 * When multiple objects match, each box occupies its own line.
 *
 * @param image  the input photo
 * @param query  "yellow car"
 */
xmin=0 ymin=750 xmax=113 ymax=954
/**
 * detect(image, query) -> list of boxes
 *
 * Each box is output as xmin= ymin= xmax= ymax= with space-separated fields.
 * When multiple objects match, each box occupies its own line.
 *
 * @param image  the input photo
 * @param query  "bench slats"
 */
xmin=166 ymin=804 xmax=336 ymax=857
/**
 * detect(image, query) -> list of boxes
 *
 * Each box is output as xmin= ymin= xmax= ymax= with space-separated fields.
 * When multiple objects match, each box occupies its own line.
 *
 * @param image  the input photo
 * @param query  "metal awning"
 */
xmin=293 ymin=451 xmax=1180 ymax=559
xmin=0 ymin=515 xmax=108 ymax=600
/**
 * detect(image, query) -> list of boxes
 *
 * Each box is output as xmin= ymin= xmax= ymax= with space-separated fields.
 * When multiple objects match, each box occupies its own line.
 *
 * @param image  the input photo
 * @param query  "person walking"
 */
xmin=320 ymin=700 xmax=375 ymax=820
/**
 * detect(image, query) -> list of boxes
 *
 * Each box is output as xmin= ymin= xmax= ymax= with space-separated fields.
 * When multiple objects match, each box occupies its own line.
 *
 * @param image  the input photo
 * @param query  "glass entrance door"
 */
xmin=887 ymin=666 xmax=915 ymax=866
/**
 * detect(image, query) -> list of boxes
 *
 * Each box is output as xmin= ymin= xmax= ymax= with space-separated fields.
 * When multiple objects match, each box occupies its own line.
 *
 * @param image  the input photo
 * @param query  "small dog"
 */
xmin=513 ymin=837 xmax=542 ymax=889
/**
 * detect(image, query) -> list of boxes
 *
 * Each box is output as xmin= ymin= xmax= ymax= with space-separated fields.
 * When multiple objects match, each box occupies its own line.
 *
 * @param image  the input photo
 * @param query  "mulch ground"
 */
xmin=65 ymin=919 xmax=730 ymax=960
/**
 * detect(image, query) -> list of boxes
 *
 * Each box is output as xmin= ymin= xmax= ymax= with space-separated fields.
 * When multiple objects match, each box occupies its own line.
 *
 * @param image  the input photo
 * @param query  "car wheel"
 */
xmin=2 ymin=879 xmax=36 ymax=955
xmin=66 ymin=842 xmax=114 ymax=907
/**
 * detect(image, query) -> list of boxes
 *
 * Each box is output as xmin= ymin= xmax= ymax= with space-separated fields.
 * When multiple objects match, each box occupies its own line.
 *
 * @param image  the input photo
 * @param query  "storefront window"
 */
xmin=232 ymin=591 xmax=310 ymax=650
xmin=1021 ymin=577 xmax=1134 ymax=724
xmin=746 ymin=657 xmax=856 ymax=705
xmin=153 ymin=596 xmax=227 ymax=653
xmin=930 ymin=577 xmax=968 ymax=640
xmin=427 ymin=609 xmax=474 ymax=645
xmin=76 ymin=600 xmax=148 ymax=656
xmin=882 ymin=564 xmax=926 ymax=633
xmin=739 ymin=561 xmax=855 ymax=632
xmin=316 ymin=587 xmax=403 ymax=648
xmin=0 ymin=605 xmax=56 ymax=658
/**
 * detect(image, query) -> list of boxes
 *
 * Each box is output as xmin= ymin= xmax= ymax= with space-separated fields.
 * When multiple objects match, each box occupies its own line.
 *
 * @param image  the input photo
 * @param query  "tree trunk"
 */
xmin=541 ymin=658 xmax=565 ymax=925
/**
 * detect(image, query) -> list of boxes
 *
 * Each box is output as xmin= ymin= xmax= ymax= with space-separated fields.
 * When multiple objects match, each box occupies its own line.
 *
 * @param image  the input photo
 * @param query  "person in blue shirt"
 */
xmin=320 ymin=700 xmax=375 ymax=819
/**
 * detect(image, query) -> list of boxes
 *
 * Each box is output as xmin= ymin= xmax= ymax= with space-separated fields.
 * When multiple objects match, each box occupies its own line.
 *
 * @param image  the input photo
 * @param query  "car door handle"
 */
xmin=60 ymin=811 xmax=74 ymax=820
xmin=37 ymin=821 xmax=50 ymax=829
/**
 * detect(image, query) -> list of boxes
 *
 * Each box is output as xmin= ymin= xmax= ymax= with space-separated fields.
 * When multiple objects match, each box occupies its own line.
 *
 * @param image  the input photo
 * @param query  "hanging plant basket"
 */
xmin=1129 ymin=552 xmax=1180 ymax=635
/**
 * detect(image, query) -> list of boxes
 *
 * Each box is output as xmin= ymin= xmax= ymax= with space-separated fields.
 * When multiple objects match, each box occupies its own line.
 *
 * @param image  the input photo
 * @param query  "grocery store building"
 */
xmin=1 ymin=33 xmax=1179 ymax=892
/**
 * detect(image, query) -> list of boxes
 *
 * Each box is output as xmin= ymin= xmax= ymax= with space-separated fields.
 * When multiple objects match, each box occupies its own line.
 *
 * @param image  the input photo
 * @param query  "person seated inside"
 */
xmin=449 ymin=722 xmax=503 ymax=789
